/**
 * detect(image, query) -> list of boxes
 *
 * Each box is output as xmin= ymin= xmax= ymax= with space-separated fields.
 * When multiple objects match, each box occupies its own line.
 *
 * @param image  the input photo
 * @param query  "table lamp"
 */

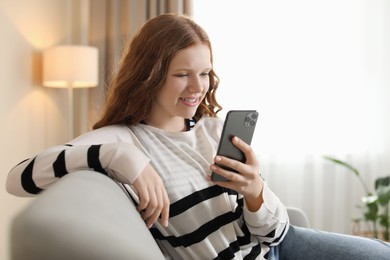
xmin=43 ymin=45 xmax=98 ymax=140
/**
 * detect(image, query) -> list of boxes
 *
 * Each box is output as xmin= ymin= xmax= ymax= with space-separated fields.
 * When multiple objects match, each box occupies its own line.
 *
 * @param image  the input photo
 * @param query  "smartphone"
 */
xmin=211 ymin=110 xmax=259 ymax=182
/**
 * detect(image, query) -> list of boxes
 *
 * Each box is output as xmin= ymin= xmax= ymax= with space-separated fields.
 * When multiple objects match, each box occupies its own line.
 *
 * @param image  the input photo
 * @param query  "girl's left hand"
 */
xmin=207 ymin=136 xmax=264 ymax=211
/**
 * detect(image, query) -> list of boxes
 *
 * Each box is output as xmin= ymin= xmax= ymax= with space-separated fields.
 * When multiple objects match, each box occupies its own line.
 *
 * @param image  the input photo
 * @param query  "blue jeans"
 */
xmin=267 ymin=225 xmax=390 ymax=260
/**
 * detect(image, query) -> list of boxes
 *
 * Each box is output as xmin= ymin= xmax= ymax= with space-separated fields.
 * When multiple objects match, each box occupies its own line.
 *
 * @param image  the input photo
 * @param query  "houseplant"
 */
xmin=323 ymin=156 xmax=390 ymax=241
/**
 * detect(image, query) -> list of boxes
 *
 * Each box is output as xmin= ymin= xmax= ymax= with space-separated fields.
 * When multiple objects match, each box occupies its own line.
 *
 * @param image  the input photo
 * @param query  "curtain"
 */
xmin=193 ymin=0 xmax=390 ymax=235
xmin=86 ymin=0 xmax=193 ymax=127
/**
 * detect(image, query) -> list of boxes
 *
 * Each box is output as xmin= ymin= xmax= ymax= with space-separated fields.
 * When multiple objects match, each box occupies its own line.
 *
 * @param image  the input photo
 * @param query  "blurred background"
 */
xmin=1 ymin=0 xmax=389 ymax=259
xmin=194 ymin=0 xmax=390 ymax=237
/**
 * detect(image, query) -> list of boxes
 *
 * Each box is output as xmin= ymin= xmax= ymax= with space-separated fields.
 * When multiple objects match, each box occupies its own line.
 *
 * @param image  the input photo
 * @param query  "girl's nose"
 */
xmin=188 ymin=75 xmax=204 ymax=93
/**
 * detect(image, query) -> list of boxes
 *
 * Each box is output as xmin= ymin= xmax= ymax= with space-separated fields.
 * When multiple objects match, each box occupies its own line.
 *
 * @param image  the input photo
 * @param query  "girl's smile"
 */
xmin=179 ymin=96 xmax=201 ymax=106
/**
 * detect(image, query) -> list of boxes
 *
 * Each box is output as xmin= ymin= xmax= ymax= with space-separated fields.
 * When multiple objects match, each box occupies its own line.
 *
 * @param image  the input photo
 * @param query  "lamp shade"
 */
xmin=43 ymin=45 xmax=98 ymax=88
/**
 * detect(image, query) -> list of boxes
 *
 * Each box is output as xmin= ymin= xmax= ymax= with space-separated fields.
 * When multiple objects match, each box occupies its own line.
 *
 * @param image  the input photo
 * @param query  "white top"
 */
xmin=6 ymin=116 xmax=289 ymax=259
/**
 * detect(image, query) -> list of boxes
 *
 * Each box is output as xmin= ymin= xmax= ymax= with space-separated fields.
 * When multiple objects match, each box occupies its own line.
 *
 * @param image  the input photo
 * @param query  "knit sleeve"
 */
xmin=6 ymin=126 xmax=150 ymax=197
xmin=242 ymin=182 xmax=290 ymax=246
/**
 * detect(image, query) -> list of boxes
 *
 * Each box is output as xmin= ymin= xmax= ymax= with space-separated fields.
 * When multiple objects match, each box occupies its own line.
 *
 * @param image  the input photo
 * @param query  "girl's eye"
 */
xmin=175 ymin=73 xmax=188 ymax=78
xmin=200 ymin=72 xmax=210 ymax=77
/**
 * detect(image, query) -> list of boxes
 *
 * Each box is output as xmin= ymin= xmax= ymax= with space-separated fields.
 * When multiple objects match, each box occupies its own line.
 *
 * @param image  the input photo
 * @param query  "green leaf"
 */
xmin=379 ymin=214 xmax=389 ymax=228
xmin=377 ymin=185 xmax=390 ymax=205
xmin=323 ymin=156 xmax=371 ymax=195
xmin=362 ymin=195 xmax=378 ymax=204
xmin=323 ymin=156 xmax=360 ymax=177
xmin=363 ymin=201 xmax=379 ymax=221
xmin=375 ymin=176 xmax=390 ymax=190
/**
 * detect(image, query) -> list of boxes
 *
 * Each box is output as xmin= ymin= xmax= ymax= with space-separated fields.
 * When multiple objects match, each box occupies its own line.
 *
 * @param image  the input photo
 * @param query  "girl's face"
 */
xmin=148 ymin=44 xmax=212 ymax=131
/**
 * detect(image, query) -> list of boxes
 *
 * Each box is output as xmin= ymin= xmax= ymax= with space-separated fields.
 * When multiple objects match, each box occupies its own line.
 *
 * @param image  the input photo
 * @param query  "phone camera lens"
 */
xmin=251 ymin=113 xmax=258 ymax=119
xmin=245 ymin=112 xmax=258 ymax=127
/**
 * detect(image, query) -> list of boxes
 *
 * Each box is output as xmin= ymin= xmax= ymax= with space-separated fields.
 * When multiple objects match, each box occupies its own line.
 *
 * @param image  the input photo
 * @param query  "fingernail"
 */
xmin=215 ymin=156 xmax=222 ymax=162
xmin=233 ymin=136 xmax=239 ymax=143
xmin=210 ymin=165 xmax=217 ymax=171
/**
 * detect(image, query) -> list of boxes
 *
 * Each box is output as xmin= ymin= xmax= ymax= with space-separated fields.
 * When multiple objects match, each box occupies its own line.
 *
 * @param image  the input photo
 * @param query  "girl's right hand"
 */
xmin=132 ymin=163 xmax=170 ymax=228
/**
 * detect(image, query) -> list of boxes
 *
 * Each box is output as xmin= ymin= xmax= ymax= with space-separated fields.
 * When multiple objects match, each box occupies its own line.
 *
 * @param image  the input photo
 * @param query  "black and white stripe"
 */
xmin=148 ymin=185 xmax=267 ymax=259
xmin=20 ymin=158 xmax=42 ymax=195
xmin=7 ymin=118 xmax=289 ymax=259
xmin=19 ymin=144 xmax=110 ymax=195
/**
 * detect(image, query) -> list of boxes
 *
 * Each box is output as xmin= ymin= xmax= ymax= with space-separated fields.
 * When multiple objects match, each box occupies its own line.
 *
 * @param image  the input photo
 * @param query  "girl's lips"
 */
xmin=179 ymin=97 xmax=200 ymax=106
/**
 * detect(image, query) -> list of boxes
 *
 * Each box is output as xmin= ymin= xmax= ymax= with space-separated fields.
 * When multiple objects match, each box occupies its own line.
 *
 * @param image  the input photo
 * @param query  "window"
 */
xmin=194 ymin=0 xmax=389 ymax=234
xmin=194 ymin=0 xmax=386 ymax=156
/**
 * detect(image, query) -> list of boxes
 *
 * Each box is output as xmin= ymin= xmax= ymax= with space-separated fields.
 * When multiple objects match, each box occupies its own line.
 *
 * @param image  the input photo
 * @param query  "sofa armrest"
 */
xmin=10 ymin=170 xmax=166 ymax=260
xmin=286 ymin=206 xmax=310 ymax=228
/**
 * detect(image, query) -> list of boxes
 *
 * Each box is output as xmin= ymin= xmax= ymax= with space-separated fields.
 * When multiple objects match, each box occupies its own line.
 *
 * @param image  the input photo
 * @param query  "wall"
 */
xmin=0 ymin=1 xmax=72 ymax=259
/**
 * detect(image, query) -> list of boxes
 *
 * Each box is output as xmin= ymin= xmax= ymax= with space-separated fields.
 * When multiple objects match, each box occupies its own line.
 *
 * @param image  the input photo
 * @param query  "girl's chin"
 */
xmin=179 ymin=108 xmax=198 ymax=119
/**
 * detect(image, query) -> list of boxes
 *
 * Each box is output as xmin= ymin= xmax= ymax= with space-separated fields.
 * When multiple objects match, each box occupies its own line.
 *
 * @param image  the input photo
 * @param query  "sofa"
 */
xmin=10 ymin=170 xmax=310 ymax=260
